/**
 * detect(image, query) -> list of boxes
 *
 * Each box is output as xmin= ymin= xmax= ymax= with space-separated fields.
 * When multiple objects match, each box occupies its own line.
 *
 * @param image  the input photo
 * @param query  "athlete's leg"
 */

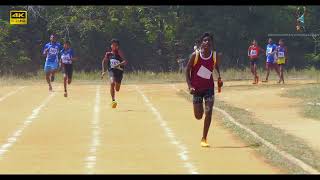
xmin=67 ymin=65 xmax=73 ymax=85
xmin=115 ymin=83 xmax=121 ymax=92
xmin=253 ymin=62 xmax=258 ymax=83
xmin=263 ymin=63 xmax=270 ymax=82
xmin=110 ymin=77 xmax=116 ymax=101
xmin=51 ymin=71 xmax=55 ymax=82
xmin=46 ymin=71 xmax=52 ymax=91
xmin=274 ymin=64 xmax=280 ymax=79
xmin=193 ymin=93 xmax=204 ymax=120
xmin=250 ymin=62 xmax=255 ymax=83
xmin=63 ymin=74 xmax=67 ymax=92
xmin=203 ymin=94 xmax=214 ymax=141
xmin=44 ymin=64 xmax=53 ymax=91
xmin=250 ymin=62 xmax=255 ymax=75
xmin=280 ymin=64 xmax=284 ymax=83
xmin=193 ymin=103 xmax=204 ymax=120
xmin=114 ymin=71 xmax=123 ymax=92
xmin=63 ymin=73 xmax=68 ymax=97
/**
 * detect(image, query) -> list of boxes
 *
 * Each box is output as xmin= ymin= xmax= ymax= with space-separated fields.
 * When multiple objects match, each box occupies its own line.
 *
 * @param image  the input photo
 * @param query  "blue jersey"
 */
xmin=277 ymin=46 xmax=286 ymax=58
xmin=61 ymin=48 xmax=74 ymax=64
xmin=266 ymin=43 xmax=277 ymax=62
xmin=43 ymin=42 xmax=62 ymax=63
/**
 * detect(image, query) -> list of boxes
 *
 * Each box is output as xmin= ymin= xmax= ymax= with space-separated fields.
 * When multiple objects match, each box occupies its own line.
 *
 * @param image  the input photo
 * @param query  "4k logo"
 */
xmin=10 ymin=11 xmax=27 ymax=25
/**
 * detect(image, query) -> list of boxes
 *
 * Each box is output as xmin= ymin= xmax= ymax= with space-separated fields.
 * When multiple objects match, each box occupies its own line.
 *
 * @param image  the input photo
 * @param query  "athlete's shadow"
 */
xmin=213 ymin=143 xmax=261 ymax=149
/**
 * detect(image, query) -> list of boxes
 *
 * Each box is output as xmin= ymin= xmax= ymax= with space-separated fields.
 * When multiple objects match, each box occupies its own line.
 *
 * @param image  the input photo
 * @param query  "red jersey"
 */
xmin=248 ymin=45 xmax=260 ymax=59
xmin=191 ymin=50 xmax=216 ymax=92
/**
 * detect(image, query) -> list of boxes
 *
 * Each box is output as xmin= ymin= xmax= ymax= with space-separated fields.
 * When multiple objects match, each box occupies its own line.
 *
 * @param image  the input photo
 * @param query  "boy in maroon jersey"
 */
xmin=186 ymin=32 xmax=222 ymax=147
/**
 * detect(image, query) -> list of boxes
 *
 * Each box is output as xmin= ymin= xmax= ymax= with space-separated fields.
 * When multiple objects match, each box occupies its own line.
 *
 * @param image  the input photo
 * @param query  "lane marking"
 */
xmin=0 ymin=86 xmax=26 ymax=102
xmin=135 ymin=85 xmax=198 ymax=174
xmin=85 ymin=86 xmax=101 ymax=174
xmin=0 ymin=91 xmax=57 ymax=159
xmin=171 ymin=84 xmax=320 ymax=174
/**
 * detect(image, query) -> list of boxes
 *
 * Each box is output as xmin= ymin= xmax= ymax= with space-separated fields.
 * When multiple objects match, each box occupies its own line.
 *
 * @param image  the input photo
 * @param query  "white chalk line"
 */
xmin=84 ymin=86 xmax=101 ymax=174
xmin=0 ymin=90 xmax=57 ymax=160
xmin=135 ymin=85 xmax=198 ymax=174
xmin=0 ymin=86 xmax=26 ymax=102
xmin=171 ymin=84 xmax=320 ymax=174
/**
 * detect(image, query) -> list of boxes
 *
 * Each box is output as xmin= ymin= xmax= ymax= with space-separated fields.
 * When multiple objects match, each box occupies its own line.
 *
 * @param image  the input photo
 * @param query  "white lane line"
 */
xmin=171 ymin=84 xmax=320 ymax=174
xmin=85 ymin=86 xmax=101 ymax=174
xmin=0 ymin=91 xmax=57 ymax=159
xmin=135 ymin=85 xmax=198 ymax=174
xmin=0 ymin=86 xmax=26 ymax=102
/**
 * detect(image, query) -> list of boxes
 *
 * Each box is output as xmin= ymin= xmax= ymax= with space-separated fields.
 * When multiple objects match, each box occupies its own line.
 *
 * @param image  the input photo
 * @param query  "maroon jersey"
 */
xmin=191 ymin=50 xmax=216 ymax=92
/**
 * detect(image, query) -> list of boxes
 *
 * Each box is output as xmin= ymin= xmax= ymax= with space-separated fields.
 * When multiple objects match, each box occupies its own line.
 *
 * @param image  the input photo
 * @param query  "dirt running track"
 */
xmin=0 ymin=83 xmax=282 ymax=174
xmin=212 ymin=80 xmax=320 ymax=152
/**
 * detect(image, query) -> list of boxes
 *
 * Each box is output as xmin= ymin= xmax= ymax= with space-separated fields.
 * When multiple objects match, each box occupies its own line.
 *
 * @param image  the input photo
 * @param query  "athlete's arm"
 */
xmin=215 ymin=53 xmax=221 ymax=79
xmin=43 ymin=44 xmax=49 ymax=57
xmin=248 ymin=47 xmax=251 ymax=57
xmin=101 ymin=52 xmax=110 ymax=77
xmin=274 ymin=47 xmax=279 ymax=60
xmin=117 ymin=49 xmax=128 ymax=66
xmin=70 ymin=50 xmax=78 ymax=61
xmin=186 ymin=52 xmax=196 ymax=94
xmin=285 ymin=47 xmax=288 ymax=64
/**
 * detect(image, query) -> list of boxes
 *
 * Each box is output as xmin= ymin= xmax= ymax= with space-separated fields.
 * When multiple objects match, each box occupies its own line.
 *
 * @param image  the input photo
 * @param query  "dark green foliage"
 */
xmin=0 ymin=6 xmax=319 ymax=74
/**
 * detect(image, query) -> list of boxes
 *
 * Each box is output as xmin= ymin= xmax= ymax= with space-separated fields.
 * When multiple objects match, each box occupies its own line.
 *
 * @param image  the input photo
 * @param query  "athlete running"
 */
xmin=248 ymin=39 xmax=265 ymax=84
xmin=262 ymin=38 xmax=280 ymax=83
xmin=60 ymin=41 xmax=77 ymax=97
xmin=275 ymin=39 xmax=288 ymax=84
xmin=101 ymin=39 xmax=128 ymax=108
xmin=43 ymin=34 xmax=62 ymax=91
xmin=186 ymin=32 xmax=222 ymax=148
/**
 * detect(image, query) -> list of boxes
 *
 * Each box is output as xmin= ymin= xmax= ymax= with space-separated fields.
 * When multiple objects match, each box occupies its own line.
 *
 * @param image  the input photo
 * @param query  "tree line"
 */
xmin=0 ymin=6 xmax=320 ymax=75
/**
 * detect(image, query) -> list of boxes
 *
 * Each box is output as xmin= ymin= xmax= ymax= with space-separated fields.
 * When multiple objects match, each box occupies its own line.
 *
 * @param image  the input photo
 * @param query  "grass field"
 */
xmin=1 ymin=67 xmax=319 ymax=85
xmin=283 ymin=84 xmax=320 ymax=121
xmin=0 ymin=69 xmax=320 ymax=174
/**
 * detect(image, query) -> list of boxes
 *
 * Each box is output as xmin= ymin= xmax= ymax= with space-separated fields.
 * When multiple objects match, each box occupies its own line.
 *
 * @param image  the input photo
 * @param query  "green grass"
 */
xmin=283 ymin=84 xmax=320 ymax=121
xmin=0 ymin=67 xmax=319 ymax=86
xmin=177 ymin=90 xmax=320 ymax=174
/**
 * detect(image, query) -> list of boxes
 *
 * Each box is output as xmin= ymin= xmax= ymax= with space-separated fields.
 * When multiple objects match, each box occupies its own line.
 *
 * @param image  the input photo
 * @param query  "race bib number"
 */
xmin=61 ymin=54 xmax=71 ymax=64
xmin=197 ymin=65 xmax=212 ymax=80
xmin=267 ymin=47 xmax=272 ymax=54
xmin=250 ymin=50 xmax=257 ymax=56
xmin=278 ymin=52 xmax=285 ymax=58
xmin=110 ymin=59 xmax=120 ymax=68
xmin=49 ymin=47 xmax=58 ymax=55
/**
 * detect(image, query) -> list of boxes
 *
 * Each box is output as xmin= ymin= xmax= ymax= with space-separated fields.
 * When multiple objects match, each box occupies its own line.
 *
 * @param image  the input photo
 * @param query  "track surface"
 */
xmin=0 ymin=83 xmax=282 ymax=174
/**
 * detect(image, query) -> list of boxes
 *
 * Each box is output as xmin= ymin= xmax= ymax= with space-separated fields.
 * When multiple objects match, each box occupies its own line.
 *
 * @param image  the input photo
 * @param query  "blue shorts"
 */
xmin=266 ymin=56 xmax=275 ymax=63
xmin=44 ymin=61 xmax=58 ymax=73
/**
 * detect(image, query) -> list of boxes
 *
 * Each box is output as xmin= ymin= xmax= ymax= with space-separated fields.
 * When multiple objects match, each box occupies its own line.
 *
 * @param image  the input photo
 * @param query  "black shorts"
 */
xmin=193 ymin=88 xmax=215 ymax=104
xmin=62 ymin=64 xmax=73 ymax=79
xmin=108 ymin=68 xmax=124 ymax=84
xmin=250 ymin=59 xmax=258 ymax=66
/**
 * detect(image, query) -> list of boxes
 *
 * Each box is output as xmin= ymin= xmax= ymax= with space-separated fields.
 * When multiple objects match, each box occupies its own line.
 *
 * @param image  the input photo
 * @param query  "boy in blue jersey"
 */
xmin=59 ymin=41 xmax=77 ymax=97
xmin=262 ymin=38 xmax=280 ymax=83
xmin=43 ymin=34 xmax=62 ymax=91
